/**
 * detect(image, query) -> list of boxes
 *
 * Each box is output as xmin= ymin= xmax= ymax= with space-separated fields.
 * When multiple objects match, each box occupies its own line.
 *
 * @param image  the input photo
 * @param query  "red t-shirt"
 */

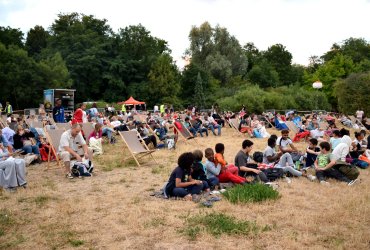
xmin=72 ymin=108 xmax=83 ymax=124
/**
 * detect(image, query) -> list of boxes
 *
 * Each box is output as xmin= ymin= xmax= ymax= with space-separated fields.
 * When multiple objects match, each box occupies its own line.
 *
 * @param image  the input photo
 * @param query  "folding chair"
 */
xmin=118 ymin=131 xmax=157 ymax=167
xmin=286 ymin=121 xmax=299 ymax=134
xmin=56 ymin=123 xmax=71 ymax=131
xmin=173 ymin=121 xmax=198 ymax=145
xmin=81 ymin=123 xmax=94 ymax=141
xmin=44 ymin=129 xmax=65 ymax=170
xmin=228 ymin=118 xmax=244 ymax=135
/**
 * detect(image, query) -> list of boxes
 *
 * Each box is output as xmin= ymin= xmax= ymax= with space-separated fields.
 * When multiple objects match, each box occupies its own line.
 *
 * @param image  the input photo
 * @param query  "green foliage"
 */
xmin=148 ymin=54 xmax=180 ymax=106
xmin=263 ymin=43 xmax=293 ymax=85
xmin=247 ymin=59 xmax=279 ymax=88
xmin=0 ymin=26 xmax=24 ymax=48
xmin=193 ymin=73 xmax=206 ymax=108
xmin=222 ymin=183 xmax=280 ymax=204
xmin=182 ymin=212 xmax=269 ymax=239
xmin=334 ymin=72 xmax=370 ymax=115
xmin=25 ymin=25 xmax=49 ymax=58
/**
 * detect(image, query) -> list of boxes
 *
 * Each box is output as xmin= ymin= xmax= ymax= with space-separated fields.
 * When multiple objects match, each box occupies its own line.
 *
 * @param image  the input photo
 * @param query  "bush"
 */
xmin=222 ymin=183 xmax=280 ymax=204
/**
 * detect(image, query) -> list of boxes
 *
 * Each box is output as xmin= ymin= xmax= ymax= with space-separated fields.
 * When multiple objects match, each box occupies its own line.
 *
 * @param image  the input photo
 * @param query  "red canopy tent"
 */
xmin=117 ymin=96 xmax=145 ymax=105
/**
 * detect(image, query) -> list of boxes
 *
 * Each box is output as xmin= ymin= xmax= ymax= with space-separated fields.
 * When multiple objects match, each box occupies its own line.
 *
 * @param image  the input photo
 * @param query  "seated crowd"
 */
xmin=1 ymin=104 xmax=369 ymax=197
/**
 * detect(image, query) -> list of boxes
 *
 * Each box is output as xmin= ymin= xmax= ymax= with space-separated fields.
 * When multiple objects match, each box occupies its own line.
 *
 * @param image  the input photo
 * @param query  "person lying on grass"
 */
xmin=165 ymin=152 xmax=204 ymax=201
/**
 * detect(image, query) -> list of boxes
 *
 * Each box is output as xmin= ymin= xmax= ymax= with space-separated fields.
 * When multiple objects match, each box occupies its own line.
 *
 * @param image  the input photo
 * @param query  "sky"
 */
xmin=1 ymin=0 xmax=370 ymax=68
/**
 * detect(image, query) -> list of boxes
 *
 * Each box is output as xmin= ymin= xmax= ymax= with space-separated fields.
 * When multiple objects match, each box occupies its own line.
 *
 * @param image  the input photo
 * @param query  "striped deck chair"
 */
xmin=56 ymin=122 xmax=71 ymax=131
xmin=349 ymin=115 xmax=367 ymax=130
xmin=81 ymin=123 xmax=94 ymax=141
xmin=228 ymin=118 xmax=244 ymax=135
xmin=173 ymin=121 xmax=198 ymax=145
xmin=285 ymin=121 xmax=299 ymax=134
xmin=44 ymin=129 xmax=65 ymax=169
xmin=119 ymin=131 xmax=157 ymax=167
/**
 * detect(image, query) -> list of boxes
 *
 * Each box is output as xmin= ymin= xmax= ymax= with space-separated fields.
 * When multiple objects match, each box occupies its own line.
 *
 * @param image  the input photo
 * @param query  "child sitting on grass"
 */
xmin=204 ymin=148 xmax=221 ymax=190
xmin=305 ymin=138 xmax=320 ymax=168
xmin=165 ymin=152 xmax=204 ymax=201
xmin=206 ymin=146 xmax=246 ymax=184
xmin=214 ymin=143 xmax=239 ymax=175
xmin=191 ymin=150 xmax=212 ymax=192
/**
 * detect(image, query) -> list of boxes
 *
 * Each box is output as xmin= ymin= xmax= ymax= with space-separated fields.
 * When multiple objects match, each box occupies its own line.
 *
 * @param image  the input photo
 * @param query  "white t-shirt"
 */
xmin=276 ymin=137 xmax=293 ymax=150
xmin=59 ymin=130 xmax=86 ymax=152
xmin=356 ymin=110 xmax=364 ymax=119
xmin=110 ymin=120 xmax=122 ymax=128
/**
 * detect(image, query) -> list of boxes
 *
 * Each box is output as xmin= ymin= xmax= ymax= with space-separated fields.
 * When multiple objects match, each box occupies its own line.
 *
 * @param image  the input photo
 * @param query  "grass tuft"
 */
xmin=0 ymin=209 xmax=14 ymax=237
xmin=182 ymin=212 xmax=269 ymax=239
xmin=222 ymin=183 xmax=280 ymax=204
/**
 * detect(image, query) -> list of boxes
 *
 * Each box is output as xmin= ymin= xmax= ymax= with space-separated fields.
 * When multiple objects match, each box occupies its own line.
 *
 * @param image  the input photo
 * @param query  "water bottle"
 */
xmin=295 ymin=160 xmax=301 ymax=170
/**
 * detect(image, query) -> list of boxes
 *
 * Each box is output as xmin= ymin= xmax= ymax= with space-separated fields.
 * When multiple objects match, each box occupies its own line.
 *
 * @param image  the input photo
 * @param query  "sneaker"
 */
xmin=66 ymin=173 xmax=74 ymax=179
xmin=284 ymin=177 xmax=292 ymax=184
xmin=207 ymin=196 xmax=222 ymax=202
xmin=192 ymin=194 xmax=201 ymax=203
xmin=219 ymin=189 xmax=226 ymax=193
xmin=307 ymin=175 xmax=317 ymax=181
xmin=201 ymin=201 xmax=213 ymax=207
xmin=348 ymin=179 xmax=359 ymax=186
xmin=265 ymin=182 xmax=279 ymax=190
xmin=320 ymin=180 xmax=330 ymax=185
xmin=210 ymin=190 xmax=220 ymax=195
xmin=5 ymin=187 xmax=17 ymax=193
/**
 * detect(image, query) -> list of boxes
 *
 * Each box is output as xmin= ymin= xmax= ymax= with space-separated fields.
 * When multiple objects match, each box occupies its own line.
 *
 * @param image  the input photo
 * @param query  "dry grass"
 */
xmin=0 ymin=126 xmax=369 ymax=249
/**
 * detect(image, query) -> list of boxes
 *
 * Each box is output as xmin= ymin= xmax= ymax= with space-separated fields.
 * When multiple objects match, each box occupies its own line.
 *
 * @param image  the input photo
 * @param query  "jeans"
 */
xmin=207 ymin=177 xmax=219 ymax=189
xmin=316 ymin=168 xmax=351 ymax=182
xmin=198 ymin=128 xmax=208 ymax=137
xmin=102 ymin=127 xmax=114 ymax=140
xmin=188 ymin=127 xmax=197 ymax=137
xmin=208 ymin=124 xmax=221 ymax=136
xmin=172 ymin=183 xmax=204 ymax=197
xmin=22 ymin=145 xmax=40 ymax=156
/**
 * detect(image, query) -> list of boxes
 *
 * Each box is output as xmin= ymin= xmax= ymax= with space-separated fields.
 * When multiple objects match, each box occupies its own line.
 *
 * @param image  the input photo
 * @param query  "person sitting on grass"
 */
xmin=330 ymin=130 xmax=342 ymax=150
xmin=165 ymin=152 xmax=204 ymax=200
xmin=317 ymin=137 xmax=359 ymax=186
xmin=191 ymin=150 xmax=213 ymax=192
xmin=204 ymin=148 xmax=221 ymax=190
xmin=263 ymin=137 xmax=309 ymax=178
xmin=305 ymin=138 xmax=320 ymax=168
xmin=277 ymin=129 xmax=303 ymax=163
xmin=235 ymin=139 xmax=269 ymax=183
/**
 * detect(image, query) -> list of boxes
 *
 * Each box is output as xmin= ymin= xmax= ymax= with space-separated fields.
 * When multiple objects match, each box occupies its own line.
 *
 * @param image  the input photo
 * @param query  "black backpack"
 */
xmin=263 ymin=168 xmax=284 ymax=181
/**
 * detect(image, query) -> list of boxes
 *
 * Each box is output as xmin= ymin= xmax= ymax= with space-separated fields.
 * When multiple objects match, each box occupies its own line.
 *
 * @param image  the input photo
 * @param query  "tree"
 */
xmin=334 ymin=72 xmax=370 ymax=115
xmin=247 ymin=59 xmax=279 ymax=88
xmin=263 ymin=44 xmax=293 ymax=85
xmin=47 ymin=13 xmax=115 ymax=102
xmin=148 ymin=54 xmax=180 ymax=107
xmin=193 ymin=73 xmax=205 ymax=108
xmin=0 ymin=26 xmax=24 ymax=48
xmin=243 ymin=42 xmax=260 ymax=72
xmin=25 ymin=25 xmax=49 ymax=58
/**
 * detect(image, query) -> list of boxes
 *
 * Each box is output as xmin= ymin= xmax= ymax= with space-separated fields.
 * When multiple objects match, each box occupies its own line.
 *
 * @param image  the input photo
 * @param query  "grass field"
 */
xmin=0 ymin=126 xmax=369 ymax=249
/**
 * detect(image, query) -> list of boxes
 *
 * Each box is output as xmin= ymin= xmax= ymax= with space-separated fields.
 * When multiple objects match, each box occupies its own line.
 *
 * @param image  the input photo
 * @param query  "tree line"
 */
xmin=0 ymin=13 xmax=369 ymax=114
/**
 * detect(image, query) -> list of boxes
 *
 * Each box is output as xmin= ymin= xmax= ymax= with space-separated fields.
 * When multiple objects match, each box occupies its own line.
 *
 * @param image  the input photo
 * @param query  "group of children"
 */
xmin=165 ymin=128 xmax=368 ymax=200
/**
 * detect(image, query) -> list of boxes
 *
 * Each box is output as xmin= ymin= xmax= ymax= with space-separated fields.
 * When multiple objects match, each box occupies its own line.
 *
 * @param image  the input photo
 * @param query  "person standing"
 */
xmin=121 ymin=104 xmax=126 ymax=115
xmin=53 ymin=99 xmax=65 ymax=123
xmin=5 ymin=102 xmax=12 ymax=116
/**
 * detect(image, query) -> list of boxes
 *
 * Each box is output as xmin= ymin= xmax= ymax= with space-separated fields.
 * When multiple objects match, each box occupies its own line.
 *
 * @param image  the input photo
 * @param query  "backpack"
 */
xmin=336 ymin=163 xmax=359 ymax=180
xmin=263 ymin=168 xmax=284 ymax=181
xmin=71 ymin=160 xmax=94 ymax=177
xmin=253 ymin=151 xmax=264 ymax=163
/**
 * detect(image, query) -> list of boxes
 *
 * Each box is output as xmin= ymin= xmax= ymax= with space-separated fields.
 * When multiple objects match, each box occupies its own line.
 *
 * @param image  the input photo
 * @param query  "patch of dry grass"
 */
xmin=0 ymin=126 xmax=369 ymax=249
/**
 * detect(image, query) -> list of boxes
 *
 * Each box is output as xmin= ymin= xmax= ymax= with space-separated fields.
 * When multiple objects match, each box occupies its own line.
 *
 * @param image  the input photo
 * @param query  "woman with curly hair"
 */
xmin=165 ymin=152 xmax=204 ymax=201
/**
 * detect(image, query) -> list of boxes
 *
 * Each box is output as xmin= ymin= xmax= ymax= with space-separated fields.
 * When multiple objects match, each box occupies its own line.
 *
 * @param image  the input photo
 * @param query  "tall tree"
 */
xmin=263 ymin=44 xmax=293 ymax=85
xmin=193 ymin=73 xmax=205 ymax=109
xmin=148 ymin=54 xmax=180 ymax=107
xmin=25 ymin=25 xmax=49 ymax=58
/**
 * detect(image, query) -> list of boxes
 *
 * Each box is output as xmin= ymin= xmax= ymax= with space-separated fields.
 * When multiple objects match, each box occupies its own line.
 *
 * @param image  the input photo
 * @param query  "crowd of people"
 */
xmin=0 ymin=101 xmax=369 ymax=197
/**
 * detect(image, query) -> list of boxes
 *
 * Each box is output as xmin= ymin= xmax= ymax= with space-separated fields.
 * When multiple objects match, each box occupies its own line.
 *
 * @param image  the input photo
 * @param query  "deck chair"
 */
xmin=118 ymin=131 xmax=157 ymax=167
xmin=81 ymin=123 xmax=94 ymax=141
xmin=349 ymin=115 xmax=367 ymax=130
xmin=29 ymin=120 xmax=44 ymax=128
xmin=228 ymin=118 xmax=244 ymax=135
xmin=173 ymin=121 xmax=198 ymax=145
xmin=286 ymin=121 xmax=299 ymax=134
xmin=44 ymin=128 xmax=65 ymax=170
xmin=56 ymin=123 xmax=71 ymax=131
